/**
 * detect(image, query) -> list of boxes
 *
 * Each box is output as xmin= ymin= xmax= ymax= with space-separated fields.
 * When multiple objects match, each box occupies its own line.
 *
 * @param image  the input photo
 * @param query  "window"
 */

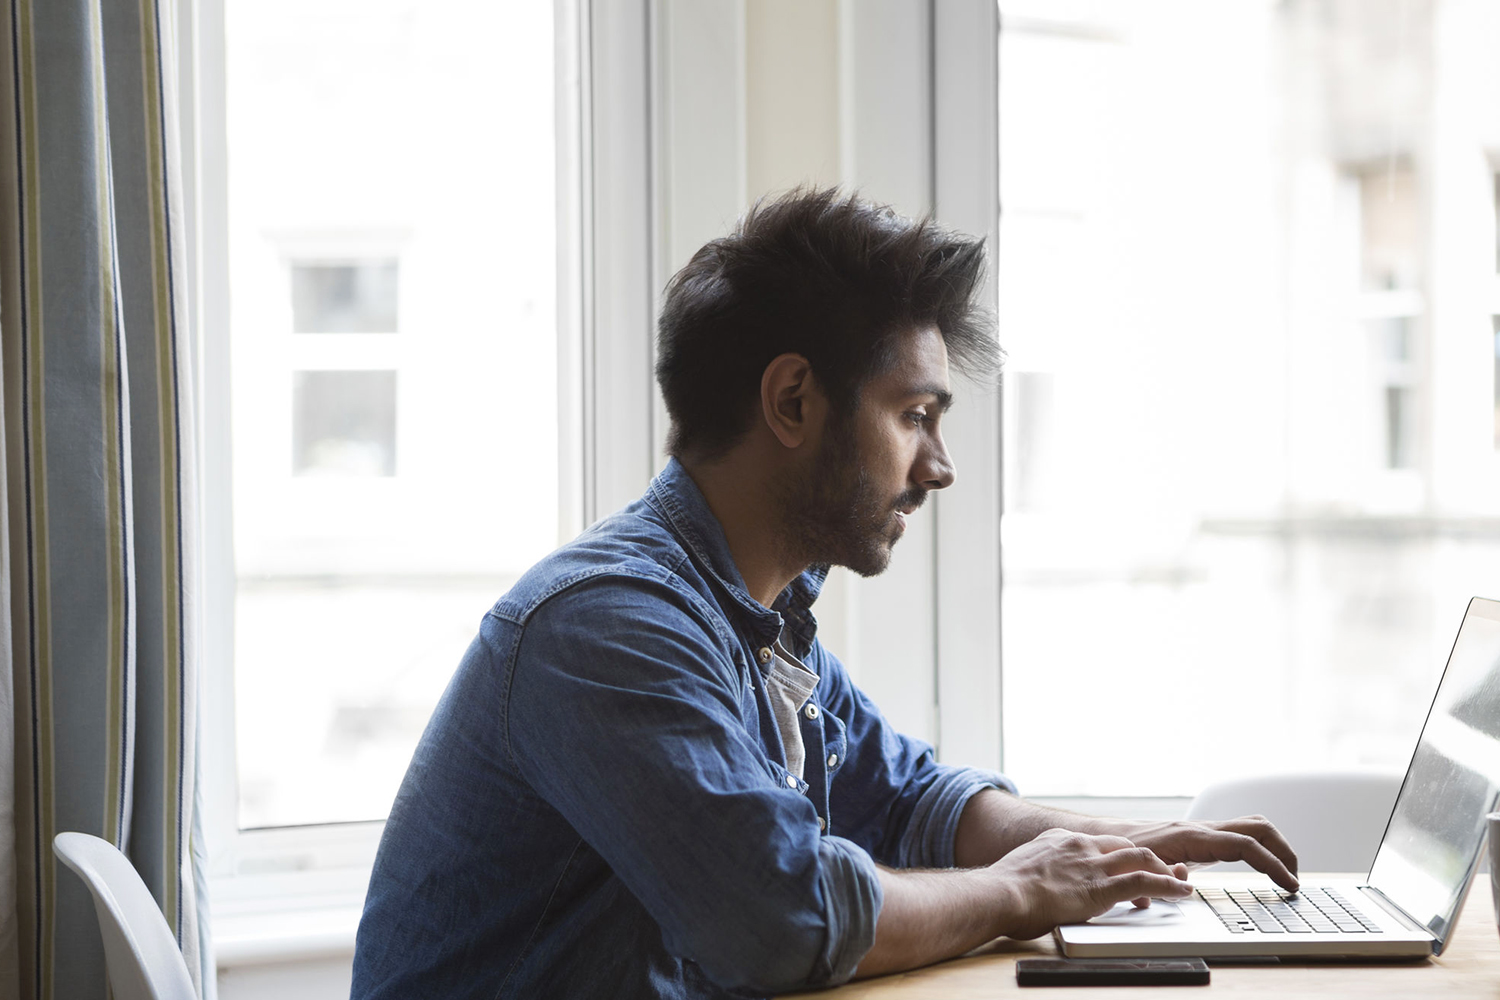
xmin=291 ymin=260 xmax=399 ymax=334
xmin=223 ymin=0 xmax=559 ymax=830
xmin=292 ymin=370 xmax=398 ymax=477
xmin=998 ymin=0 xmax=1500 ymax=796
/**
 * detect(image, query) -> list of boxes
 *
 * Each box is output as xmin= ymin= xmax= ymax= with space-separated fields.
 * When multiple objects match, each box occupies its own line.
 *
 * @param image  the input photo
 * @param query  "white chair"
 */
xmin=53 ymin=832 xmax=198 ymax=1000
xmin=1184 ymin=772 xmax=1403 ymax=874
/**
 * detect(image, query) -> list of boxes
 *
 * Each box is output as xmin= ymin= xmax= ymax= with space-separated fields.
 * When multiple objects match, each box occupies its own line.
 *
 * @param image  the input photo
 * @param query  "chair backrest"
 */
xmin=52 ymin=832 xmax=198 ymax=1000
xmin=1184 ymin=771 xmax=1403 ymax=874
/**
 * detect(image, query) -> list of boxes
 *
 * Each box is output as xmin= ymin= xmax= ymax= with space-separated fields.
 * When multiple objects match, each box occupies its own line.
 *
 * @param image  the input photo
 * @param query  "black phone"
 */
xmin=1016 ymin=957 xmax=1211 ymax=986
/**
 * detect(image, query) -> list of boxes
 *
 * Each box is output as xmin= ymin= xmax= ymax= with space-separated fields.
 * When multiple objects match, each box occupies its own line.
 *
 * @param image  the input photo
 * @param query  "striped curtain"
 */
xmin=0 ymin=0 xmax=210 ymax=998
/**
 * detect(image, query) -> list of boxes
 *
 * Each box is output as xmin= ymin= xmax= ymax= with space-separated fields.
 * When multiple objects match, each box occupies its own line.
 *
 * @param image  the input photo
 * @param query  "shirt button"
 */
xmin=827 ymin=753 xmax=838 ymax=769
xmin=817 ymin=816 xmax=827 ymax=832
xmin=803 ymin=703 xmax=819 ymax=720
xmin=757 ymin=647 xmax=773 ymax=665
xmin=785 ymin=774 xmax=798 ymax=788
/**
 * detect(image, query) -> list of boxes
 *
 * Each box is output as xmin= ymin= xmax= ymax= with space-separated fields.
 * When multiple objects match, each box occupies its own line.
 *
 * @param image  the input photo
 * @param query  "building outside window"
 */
xmin=998 ymin=0 xmax=1500 ymax=796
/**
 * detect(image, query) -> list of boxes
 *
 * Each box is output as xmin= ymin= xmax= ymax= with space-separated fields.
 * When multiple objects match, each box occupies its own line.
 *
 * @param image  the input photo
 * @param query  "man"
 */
xmin=351 ymin=189 xmax=1298 ymax=998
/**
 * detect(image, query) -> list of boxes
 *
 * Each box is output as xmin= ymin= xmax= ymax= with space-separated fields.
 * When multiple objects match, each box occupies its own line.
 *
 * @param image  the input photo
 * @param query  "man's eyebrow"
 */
xmin=909 ymin=386 xmax=954 ymax=412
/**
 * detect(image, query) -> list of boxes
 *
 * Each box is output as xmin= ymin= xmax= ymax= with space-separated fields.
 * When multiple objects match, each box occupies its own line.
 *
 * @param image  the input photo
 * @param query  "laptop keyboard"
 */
xmin=1197 ymin=886 xmax=1382 ymax=935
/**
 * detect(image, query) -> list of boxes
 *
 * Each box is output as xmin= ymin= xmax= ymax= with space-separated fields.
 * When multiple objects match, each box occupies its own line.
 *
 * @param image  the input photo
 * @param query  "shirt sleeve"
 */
xmin=808 ymin=641 xmax=1017 ymax=870
xmin=505 ymin=573 xmax=882 ymax=993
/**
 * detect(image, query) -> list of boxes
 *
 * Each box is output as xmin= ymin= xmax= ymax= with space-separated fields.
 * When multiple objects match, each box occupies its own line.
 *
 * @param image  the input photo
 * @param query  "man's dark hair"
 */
xmin=655 ymin=187 xmax=998 ymax=460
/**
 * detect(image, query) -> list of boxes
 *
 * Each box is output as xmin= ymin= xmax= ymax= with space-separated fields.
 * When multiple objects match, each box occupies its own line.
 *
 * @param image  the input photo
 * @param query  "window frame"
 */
xmin=932 ymin=0 xmax=1003 ymax=772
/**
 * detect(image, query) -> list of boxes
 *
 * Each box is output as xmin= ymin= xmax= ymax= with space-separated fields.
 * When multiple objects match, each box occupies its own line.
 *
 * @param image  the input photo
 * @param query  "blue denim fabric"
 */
xmin=351 ymin=459 xmax=1014 ymax=999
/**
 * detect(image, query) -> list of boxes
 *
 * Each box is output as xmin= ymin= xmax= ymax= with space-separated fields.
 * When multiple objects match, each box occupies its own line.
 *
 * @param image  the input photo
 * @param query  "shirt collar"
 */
xmin=645 ymin=458 xmax=827 ymax=656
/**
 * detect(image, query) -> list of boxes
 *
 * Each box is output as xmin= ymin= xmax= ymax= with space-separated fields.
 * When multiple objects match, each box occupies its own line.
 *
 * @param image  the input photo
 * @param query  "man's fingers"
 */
xmin=1199 ymin=833 xmax=1299 ymax=891
xmin=1217 ymin=816 xmax=1299 ymax=878
xmin=1234 ymin=837 xmax=1300 ymax=891
xmin=1105 ymin=871 xmax=1194 ymax=905
xmin=1099 ymin=846 xmax=1178 ymax=879
xmin=1151 ymin=823 xmax=1300 ymax=891
xmin=1098 ymin=848 xmax=1193 ymax=908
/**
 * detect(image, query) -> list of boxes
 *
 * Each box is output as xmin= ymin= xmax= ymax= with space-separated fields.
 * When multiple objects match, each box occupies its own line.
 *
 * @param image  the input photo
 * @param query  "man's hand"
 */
xmin=856 ymin=792 xmax=1301 ymax=981
xmin=953 ymin=791 xmax=1299 ymax=893
xmin=855 ymin=828 xmax=1192 ymax=977
xmin=986 ymin=829 xmax=1193 ymax=940
xmin=1110 ymin=816 xmax=1299 ymax=892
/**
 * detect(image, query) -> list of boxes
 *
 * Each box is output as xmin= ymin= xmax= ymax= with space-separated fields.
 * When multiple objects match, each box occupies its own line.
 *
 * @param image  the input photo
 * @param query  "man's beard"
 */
xmin=777 ymin=420 xmax=927 ymax=578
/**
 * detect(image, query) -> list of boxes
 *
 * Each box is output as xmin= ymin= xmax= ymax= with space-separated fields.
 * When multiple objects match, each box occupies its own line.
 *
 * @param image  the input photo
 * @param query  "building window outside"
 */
xmin=289 ymin=258 xmax=402 ymax=479
xmin=291 ymin=260 xmax=399 ymax=334
xmin=226 ymin=0 xmax=558 ymax=828
xmin=998 ymin=0 xmax=1500 ymax=796
xmin=292 ymin=370 xmax=398 ymax=477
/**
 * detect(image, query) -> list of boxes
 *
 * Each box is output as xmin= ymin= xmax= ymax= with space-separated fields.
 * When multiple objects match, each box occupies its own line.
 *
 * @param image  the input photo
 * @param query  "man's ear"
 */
xmin=760 ymin=353 xmax=826 ymax=449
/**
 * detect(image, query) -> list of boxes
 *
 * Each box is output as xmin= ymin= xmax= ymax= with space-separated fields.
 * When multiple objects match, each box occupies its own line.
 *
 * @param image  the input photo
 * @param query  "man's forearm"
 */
xmin=953 ymin=789 xmax=1126 ymax=868
xmin=852 ymin=865 xmax=1015 ymax=978
xmin=856 ymin=793 xmax=1169 ymax=978
xmin=854 ymin=824 xmax=1199 ymax=978
xmin=853 ymin=794 xmax=1137 ymax=979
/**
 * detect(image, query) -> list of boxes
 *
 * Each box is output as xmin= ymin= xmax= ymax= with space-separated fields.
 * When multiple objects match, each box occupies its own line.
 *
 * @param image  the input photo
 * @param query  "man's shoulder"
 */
xmin=493 ymin=501 xmax=709 ymax=626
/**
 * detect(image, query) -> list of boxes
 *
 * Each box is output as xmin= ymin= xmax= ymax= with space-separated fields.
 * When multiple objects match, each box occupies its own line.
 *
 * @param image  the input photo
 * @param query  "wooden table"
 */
xmin=811 ymin=873 xmax=1500 ymax=998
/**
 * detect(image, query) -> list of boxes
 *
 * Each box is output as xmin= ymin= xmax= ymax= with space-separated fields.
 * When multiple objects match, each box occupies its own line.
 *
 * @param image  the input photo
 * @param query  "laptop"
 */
xmin=1056 ymin=596 xmax=1500 ymax=959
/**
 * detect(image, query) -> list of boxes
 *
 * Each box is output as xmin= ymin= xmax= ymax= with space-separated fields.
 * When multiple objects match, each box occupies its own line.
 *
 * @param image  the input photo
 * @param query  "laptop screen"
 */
xmin=1367 ymin=597 xmax=1500 ymax=949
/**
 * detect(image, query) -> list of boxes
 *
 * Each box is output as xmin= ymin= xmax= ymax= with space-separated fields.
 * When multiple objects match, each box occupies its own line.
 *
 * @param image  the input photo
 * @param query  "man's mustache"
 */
xmin=894 ymin=488 xmax=927 ymax=513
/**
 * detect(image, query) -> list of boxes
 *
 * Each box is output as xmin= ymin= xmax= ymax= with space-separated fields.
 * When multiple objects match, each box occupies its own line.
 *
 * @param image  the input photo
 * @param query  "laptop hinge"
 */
xmin=1360 ymin=885 xmax=1434 ymax=942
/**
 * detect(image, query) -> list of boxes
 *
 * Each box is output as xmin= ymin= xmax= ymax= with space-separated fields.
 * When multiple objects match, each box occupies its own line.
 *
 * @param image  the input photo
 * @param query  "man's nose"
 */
xmin=918 ymin=433 xmax=957 ymax=491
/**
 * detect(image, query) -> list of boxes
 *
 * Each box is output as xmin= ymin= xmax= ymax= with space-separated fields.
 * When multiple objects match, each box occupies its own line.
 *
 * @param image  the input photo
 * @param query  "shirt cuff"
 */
xmin=811 ymin=835 xmax=884 ymax=986
xmin=895 ymin=767 xmax=1017 ymax=870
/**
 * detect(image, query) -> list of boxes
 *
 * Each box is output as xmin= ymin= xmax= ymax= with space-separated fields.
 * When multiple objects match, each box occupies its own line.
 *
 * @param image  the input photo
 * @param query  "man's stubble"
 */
xmin=775 ymin=414 xmax=926 ymax=579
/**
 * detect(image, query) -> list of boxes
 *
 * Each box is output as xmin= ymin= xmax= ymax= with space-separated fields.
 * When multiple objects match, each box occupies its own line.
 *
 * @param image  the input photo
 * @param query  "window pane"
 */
xmin=226 ymin=0 xmax=558 ymax=827
xmin=291 ymin=261 xmax=399 ymax=333
xmin=292 ymin=370 xmax=397 ymax=477
xmin=998 ymin=0 xmax=1500 ymax=795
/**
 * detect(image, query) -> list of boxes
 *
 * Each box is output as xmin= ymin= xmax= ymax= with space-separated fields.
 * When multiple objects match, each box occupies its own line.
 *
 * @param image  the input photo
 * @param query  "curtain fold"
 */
xmin=0 ymin=0 xmax=209 ymax=997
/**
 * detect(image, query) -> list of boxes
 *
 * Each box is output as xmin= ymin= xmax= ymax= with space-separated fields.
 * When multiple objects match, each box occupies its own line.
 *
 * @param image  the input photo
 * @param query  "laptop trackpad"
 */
xmin=1087 ymin=900 xmax=1187 ymax=926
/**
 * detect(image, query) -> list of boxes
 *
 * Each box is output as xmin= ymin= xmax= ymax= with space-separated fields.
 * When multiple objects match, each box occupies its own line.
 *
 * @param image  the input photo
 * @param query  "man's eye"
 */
xmin=905 ymin=412 xmax=928 ymax=427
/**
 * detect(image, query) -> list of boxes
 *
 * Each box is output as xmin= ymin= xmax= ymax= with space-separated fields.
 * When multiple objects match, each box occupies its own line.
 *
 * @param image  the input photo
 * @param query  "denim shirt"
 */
xmin=352 ymin=459 xmax=1014 ymax=1000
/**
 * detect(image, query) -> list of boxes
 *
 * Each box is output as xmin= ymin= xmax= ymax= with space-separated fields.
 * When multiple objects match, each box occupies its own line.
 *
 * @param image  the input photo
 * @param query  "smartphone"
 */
xmin=1016 ymin=957 xmax=1211 ymax=986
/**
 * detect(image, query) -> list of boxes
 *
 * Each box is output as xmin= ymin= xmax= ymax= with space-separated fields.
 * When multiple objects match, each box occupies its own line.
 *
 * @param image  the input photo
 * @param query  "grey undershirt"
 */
xmin=765 ymin=633 xmax=820 ymax=779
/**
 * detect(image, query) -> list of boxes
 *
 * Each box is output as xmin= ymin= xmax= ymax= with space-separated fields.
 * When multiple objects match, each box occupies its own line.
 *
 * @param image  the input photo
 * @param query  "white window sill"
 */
xmin=212 ymin=864 xmax=369 ymax=967
xmin=210 ymin=822 xmax=380 ymax=968
xmin=215 ymin=900 xmax=362 ymax=967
